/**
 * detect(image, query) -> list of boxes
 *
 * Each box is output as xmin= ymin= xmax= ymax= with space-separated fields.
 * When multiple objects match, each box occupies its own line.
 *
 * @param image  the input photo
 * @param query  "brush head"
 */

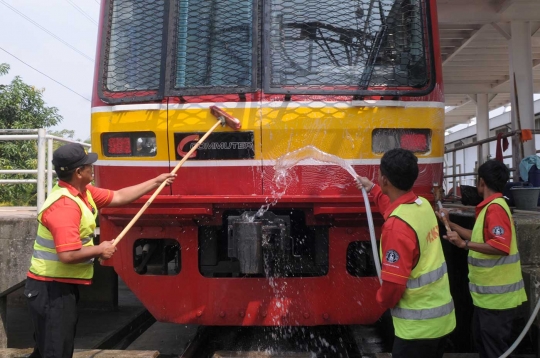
xmin=209 ymin=106 xmax=242 ymax=130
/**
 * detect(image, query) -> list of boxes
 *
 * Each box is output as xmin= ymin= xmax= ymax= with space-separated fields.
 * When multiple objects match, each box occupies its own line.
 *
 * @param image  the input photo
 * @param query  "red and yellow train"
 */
xmin=93 ymin=0 xmax=444 ymax=326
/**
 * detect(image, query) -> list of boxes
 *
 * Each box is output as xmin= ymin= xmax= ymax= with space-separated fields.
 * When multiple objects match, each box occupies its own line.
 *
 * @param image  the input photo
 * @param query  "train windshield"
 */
xmin=99 ymin=0 xmax=431 ymax=102
xmin=266 ymin=0 xmax=430 ymax=93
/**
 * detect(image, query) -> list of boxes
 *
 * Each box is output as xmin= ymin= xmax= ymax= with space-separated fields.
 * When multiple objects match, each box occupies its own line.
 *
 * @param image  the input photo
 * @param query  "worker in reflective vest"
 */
xmin=357 ymin=148 xmax=455 ymax=358
xmin=438 ymin=160 xmax=527 ymax=358
xmin=24 ymin=143 xmax=176 ymax=358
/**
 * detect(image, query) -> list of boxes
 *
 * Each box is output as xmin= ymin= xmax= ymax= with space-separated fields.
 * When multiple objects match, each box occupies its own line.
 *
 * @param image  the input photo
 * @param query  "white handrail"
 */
xmin=0 ymin=129 xmax=91 ymax=210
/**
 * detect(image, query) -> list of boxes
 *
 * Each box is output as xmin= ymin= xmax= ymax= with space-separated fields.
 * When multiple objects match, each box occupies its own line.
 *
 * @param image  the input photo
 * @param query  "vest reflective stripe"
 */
xmin=28 ymin=184 xmax=97 ymax=281
xmin=468 ymin=253 xmax=520 ymax=268
xmin=32 ymin=249 xmax=94 ymax=265
xmin=35 ymin=235 xmax=56 ymax=249
xmin=34 ymin=235 xmax=93 ymax=255
xmin=468 ymin=197 xmax=527 ymax=309
xmin=33 ymin=249 xmax=59 ymax=261
xmin=469 ymin=280 xmax=525 ymax=295
xmin=385 ymin=196 xmax=456 ymax=339
xmin=392 ymin=300 xmax=454 ymax=320
xmin=81 ymin=236 xmax=93 ymax=245
xmin=407 ymin=262 xmax=447 ymax=289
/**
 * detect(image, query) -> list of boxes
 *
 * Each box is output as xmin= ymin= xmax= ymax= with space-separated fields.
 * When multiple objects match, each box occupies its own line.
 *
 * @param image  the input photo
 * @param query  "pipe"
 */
xmin=361 ymin=186 xmax=382 ymax=284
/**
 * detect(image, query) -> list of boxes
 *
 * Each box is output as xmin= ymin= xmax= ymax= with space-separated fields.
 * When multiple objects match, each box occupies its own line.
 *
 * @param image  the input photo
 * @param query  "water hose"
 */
xmin=272 ymin=146 xmax=381 ymax=284
xmin=361 ymin=186 xmax=382 ymax=284
xmin=499 ymin=294 xmax=540 ymax=358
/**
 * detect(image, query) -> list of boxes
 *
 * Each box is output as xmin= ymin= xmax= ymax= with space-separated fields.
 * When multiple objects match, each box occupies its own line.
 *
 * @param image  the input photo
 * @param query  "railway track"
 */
xmin=180 ymin=325 xmax=387 ymax=358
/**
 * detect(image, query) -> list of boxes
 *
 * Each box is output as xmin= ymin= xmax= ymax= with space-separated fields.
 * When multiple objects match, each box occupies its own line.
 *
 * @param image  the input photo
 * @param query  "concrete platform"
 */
xmin=6 ymin=278 xmax=147 ymax=351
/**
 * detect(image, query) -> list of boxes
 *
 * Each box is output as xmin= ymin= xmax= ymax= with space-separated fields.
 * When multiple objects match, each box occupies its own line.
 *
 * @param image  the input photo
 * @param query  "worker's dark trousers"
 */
xmin=473 ymin=305 xmax=522 ymax=358
xmin=24 ymin=277 xmax=79 ymax=358
xmin=392 ymin=335 xmax=447 ymax=358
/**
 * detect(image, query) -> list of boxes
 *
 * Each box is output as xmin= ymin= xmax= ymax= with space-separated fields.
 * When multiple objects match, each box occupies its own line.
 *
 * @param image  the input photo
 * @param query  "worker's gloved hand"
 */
xmin=99 ymin=241 xmax=117 ymax=260
xmin=355 ymin=176 xmax=374 ymax=192
xmin=155 ymin=173 xmax=177 ymax=186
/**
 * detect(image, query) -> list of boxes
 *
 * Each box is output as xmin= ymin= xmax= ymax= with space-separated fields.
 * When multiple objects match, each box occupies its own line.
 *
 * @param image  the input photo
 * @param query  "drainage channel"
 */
xmin=93 ymin=309 xmax=156 ymax=350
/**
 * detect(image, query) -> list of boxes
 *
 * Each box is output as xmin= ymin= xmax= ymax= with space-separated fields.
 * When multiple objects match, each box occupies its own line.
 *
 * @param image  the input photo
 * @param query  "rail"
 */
xmin=443 ymin=129 xmax=540 ymax=197
xmin=0 ymin=129 xmax=91 ymax=210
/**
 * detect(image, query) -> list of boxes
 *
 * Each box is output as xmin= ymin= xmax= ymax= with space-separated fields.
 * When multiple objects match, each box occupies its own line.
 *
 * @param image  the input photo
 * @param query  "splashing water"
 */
xmin=274 ymin=145 xmax=358 ymax=181
xmin=247 ymin=146 xmax=360 ymax=222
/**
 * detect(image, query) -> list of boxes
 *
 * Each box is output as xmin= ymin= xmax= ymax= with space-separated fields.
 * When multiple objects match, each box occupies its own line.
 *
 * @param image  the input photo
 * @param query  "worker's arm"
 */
xmin=43 ymin=198 xmax=117 ymax=264
xmin=108 ymin=173 xmax=176 ymax=207
xmin=57 ymin=241 xmax=116 ymax=264
xmin=377 ymin=281 xmax=406 ymax=310
xmin=443 ymin=231 xmax=506 ymax=256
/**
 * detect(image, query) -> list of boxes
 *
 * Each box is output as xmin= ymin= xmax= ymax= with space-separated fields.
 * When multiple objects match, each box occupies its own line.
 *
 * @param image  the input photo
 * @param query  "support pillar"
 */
xmin=508 ymin=48 xmax=521 ymax=173
xmin=509 ymin=21 xmax=536 ymax=165
xmin=476 ymin=94 xmax=490 ymax=164
xmin=0 ymin=296 xmax=6 ymax=348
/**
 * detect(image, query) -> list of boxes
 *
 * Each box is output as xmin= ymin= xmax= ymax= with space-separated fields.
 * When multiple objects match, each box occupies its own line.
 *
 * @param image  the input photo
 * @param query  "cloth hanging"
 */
xmin=495 ymin=133 xmax=509 ymax=162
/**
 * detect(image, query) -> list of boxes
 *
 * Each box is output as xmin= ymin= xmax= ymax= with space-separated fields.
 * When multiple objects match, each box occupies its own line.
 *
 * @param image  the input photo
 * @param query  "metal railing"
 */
xmin=443 ymin=129 xmax=540 ymax=197
xmin=0 ymin=129 xmax=91 ymax=210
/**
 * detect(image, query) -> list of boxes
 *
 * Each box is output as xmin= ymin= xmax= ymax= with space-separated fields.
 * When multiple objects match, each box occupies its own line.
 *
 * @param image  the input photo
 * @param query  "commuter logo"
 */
xmin=386 ymin=250 xmax=400 ymax=263
xmin=492 ymin=226 xmax=505 ymax=236
xmin=174 ymin=131 xmax=255 ymax=160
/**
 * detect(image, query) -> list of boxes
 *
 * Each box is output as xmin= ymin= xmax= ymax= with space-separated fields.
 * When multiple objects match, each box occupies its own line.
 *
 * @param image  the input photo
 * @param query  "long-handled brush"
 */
xmin=108 ymin=106 xmax=241 ymax=250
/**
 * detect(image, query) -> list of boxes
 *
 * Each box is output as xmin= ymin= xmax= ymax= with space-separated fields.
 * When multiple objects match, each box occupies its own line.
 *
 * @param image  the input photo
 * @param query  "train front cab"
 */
xmin=93 ymin=0 xmax=444 ymax=326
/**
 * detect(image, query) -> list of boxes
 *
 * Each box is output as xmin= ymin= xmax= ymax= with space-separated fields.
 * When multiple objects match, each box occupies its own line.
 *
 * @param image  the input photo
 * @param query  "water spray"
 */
xmin=273 ymin=146 xmax=382 ymax=284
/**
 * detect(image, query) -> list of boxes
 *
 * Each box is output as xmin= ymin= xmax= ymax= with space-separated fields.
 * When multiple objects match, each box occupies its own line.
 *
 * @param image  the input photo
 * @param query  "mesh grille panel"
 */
xmin=99 ymin=0 xmax=431 ymax=101
xmin=266 ymin=0 xmax=429 ymax=92
xmin=101 ymin=0 xmax=165 ymax=101
xmin=173 ymin=0 xmax=254 ymax=91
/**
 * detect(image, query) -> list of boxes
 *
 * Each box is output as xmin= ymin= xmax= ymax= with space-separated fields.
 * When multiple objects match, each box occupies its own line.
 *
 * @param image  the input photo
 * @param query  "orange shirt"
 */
xmin=475 ymin=193 xmax=512 ymax=254
xmin=27 ymin=181 xmax=114 ymax=285
xmin=372 ymin=185 xmax=421 ymax=286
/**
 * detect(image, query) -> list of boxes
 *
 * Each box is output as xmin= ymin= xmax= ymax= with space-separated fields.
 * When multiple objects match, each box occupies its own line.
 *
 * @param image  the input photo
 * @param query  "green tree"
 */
xmin=0 ymin=64 xmax=63 ymax=206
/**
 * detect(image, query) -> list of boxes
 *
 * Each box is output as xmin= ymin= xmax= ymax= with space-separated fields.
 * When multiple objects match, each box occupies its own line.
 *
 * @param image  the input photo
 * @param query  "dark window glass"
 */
xmin=174 ymin=0 xmax=253 ymax=89
xmin=266 ymin=0 xmax=428 ymax=91
xmin=103 ymin=0 xmax=165 ymax=93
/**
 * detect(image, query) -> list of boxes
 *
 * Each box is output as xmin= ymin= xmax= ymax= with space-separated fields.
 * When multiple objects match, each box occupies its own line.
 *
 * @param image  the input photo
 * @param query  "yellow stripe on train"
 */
xmin=91 ymin=105 xmax=444 ymax=161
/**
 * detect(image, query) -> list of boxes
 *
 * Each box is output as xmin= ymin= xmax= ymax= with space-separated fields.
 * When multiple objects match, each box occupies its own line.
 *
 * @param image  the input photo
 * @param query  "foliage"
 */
xmin=0 ymin=63 xmax=63 ymax=206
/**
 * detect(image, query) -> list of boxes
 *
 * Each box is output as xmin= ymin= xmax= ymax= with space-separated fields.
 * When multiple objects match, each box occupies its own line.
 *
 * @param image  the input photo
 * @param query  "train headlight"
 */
xmin=102 ymin=132 xmax=157 ymax=157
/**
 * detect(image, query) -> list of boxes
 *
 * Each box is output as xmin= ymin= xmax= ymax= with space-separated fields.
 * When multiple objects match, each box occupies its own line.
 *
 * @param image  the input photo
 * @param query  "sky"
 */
xmin=0 ymin=0 xmax=99 ymax=141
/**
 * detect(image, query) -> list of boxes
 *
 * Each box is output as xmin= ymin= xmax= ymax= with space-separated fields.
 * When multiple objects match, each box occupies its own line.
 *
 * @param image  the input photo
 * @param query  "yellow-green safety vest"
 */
xmin=468 ymin=197 xmax=527 ymax=309
xmin=28 ymin=184 xmax=97 ymax=281
xmin=382 ymin=196 xmax=456 ymax=340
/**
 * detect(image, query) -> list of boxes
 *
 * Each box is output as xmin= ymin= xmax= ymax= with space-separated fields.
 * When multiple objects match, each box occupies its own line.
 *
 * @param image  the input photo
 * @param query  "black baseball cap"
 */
xmin=52 ymin=143 xmax=98 ymax=172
